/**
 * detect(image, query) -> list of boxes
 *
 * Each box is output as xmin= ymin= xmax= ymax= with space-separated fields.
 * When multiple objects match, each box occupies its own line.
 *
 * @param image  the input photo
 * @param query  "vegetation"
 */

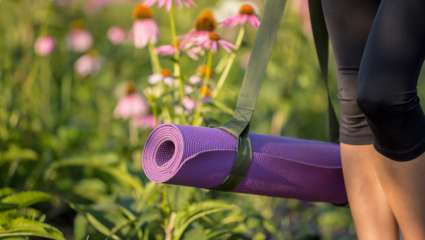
xmin=7 ymin=0 xmax=421 ymax=238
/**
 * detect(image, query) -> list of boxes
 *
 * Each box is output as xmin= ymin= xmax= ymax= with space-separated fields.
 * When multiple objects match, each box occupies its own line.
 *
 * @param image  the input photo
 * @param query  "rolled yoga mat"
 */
xmin=142 ymin=124 xmax=347 ymax=204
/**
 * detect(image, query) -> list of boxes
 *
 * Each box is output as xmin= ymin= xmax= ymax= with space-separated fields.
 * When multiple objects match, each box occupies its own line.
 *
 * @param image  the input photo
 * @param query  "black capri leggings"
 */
xmin=321 ymin=0 xmax=425 ymax=161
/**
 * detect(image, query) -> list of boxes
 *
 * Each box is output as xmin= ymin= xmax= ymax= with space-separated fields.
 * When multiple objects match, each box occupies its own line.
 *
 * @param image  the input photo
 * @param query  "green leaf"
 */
xmin=132 ymin=209 xmax=162 ymax=230
xmin=72 ymin=179 xmax=108 ymax=202
xmin=0 ymin=188 xmax=14 ymax=199
xmin=0 ymin=145 xmax=37 ymax=165
xmin=85 ymin=213 xmax=121 ymax=240
xmin=100 ymin=167 xmax=143 ymax=193
xmin=73 ymin=214 xmax=88 ymax=240
xmin=45 ymin=153 xmax=143 ymax=193
xmin=173 ymin=201 xmax=238 ymax=240
xmin=183 ymin=226 xmax=208 ymax=240
xmin=205 ymin=229 xmax=233 ymax=240
xmin=0 ymin=191 xmax=52 ymax=211
xmin=0 ymin=207 xmax=43 ymax=224
xmin=0 ymin=217 xmax=64 ymax=240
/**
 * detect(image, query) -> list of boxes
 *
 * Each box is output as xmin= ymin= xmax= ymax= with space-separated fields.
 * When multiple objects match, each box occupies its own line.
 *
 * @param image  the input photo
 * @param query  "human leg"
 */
xmin=341 ymin=144 xmax=400 ymax=240
xmin=357 ymin=0 xmax=425 ymax=238
xmin=320 ymin=0 xmax=399 ymax=238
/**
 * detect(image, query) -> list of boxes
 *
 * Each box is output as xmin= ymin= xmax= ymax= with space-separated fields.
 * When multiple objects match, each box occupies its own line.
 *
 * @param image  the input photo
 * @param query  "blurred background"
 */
xmin=5 ymin=0 xmax=423 ymax=239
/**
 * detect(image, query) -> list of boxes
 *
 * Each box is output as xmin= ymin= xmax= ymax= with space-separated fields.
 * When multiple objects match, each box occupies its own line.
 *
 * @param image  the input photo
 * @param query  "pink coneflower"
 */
xmin=114 ymin=83 xmax=149 ymax=119
xmin=34 ymin=35 xmax=55 ymax=56
xmin=184 ymin=45 xmax=205 ymax=60
xmin=144 ymin=0 xmax=194 ymax=11
xmin=132 ymin=114 xmax=157 ymax=128
xmin=180 ymin=9 xmax=217 ymax=49
xmin=74 ymin=52 xmax=102 ymax=77
xmin=221 ymin=4 xmax=260 ymax=28
xmin=156 ymin=41 xmax=204 ymax=60
xmin=67 ymin=22 xmax=93 ymax=53
xmin=132 ymin=4 xmax=159 ymax=49
xmin=107 ymin=26 xmax=126 ymax=45
xmin=156 ymin=45 xmax=177 ymax=56
xmin=147 ymin=69 xmax=174 ymax=86
xmin=199 ymin=32 xmax=235 ymax=53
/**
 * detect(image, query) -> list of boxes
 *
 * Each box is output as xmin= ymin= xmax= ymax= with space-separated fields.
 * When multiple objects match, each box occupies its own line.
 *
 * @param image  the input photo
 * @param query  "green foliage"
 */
xmin=0 ymin=189 xmax=64 ymax=240
xmin=0 ymin=0 xmax=370 ymax=239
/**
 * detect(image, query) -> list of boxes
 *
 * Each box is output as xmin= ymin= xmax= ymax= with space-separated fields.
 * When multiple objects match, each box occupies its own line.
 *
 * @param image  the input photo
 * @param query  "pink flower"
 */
xmin=178 ymin=9 xmax=221 ymax=57
xmin=156 ymin=41 xmax=204 ymax=60
xmin=181 ymin=9 xmax=217 ymax=46
xmin=178 ymin=31 xmax=213 ymax=59
xmin=74 ymin=52 xmax=102 ymax=77
xmin=132 ymin=115 xmax=157 ymax=129
xmin=199 ymin=32 xmax=235 ymax=53
xmin=182 ymin=96 xmax=196 ymax=112
xmin=67 ymin=28 xmax=93 ymax=53
xmin=34 ymin=35 xmax=55 ymax=56
xmin=148 ymin=74 xmax=162 ymax=85
xmin=114 ymin=93 xmax=149 ymax=119
xmin=132 ymin=20 xmax=159 ymax=48
xmin=184 ymin=85 xmax=194 ymax=94
xmin=221 ymin=4 xmax=260 ymax=28
xmin=180 ymin=30 xmax=209 ymax=47
xmin=107 ymin=26 xmax=126 ymax=45
xmin=132 ymin=4 xmax=159 ymax=49
xmin=156 ymin=45 xmax=177 ymax=56
xmin=189 ymin=75 xmax=202 ymax=85
xmin=147 ymin=69 xmax=174 ymax=86
xmin=144 ymin=0 xmax=194 ymax=11
xmin=184 ymin=45 xmax=205 ymax=60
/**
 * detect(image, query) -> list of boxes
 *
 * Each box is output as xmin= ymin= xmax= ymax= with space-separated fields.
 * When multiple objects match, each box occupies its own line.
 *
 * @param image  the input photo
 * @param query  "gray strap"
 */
xmin=213 ymin=0 xmax=287 ymax=191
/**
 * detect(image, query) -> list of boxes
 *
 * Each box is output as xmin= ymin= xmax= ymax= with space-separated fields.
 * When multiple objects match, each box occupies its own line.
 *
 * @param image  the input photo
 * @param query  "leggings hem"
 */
xmin=373 ymin=136 xmax=425 ymax=162
xmin=339 ymin=134 xmax=374 ymax=145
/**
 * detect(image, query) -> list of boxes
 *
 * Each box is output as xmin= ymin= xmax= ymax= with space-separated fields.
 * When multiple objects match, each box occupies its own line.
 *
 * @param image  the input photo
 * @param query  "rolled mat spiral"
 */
xmin=142 ymin=124 xmax=347 ymax=204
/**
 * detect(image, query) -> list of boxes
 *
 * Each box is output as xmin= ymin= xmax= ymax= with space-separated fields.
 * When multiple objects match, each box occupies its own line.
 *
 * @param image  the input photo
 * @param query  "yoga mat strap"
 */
xmin=212 ymin=124 xmax=252 ymax=191
xmin=213 ymin=0 xmax=341 ymax=191
xmin=215 ymin=115 xmax=250 ymax=139
xmin=308 ymin=0 xmax=340 ymax=143
xmin=213 ymin=0 xmax=287 ymax=190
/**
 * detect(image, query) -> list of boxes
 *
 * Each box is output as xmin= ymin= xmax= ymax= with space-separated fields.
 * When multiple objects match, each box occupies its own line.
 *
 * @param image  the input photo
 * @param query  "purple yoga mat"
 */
xmin=142 ymin=123 xmax=347 ymax=204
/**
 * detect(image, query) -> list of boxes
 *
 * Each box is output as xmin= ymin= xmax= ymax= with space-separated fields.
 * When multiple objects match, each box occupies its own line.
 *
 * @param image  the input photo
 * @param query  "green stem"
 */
xmin=213 ymin=27 xmax=245 ymax=98
xmin=40 ymin=1 xmax=53 ymax=35
xmin=212 ymin=100 xmax=235 ymax=115
xmin=5 ymin=159 xmax=20 ymax=187
xmin=61 ymin=75 xmax=72 ymax=117
xmin=152 ymin=103 xmax=159 ymax=126
xmin=148 ymin=42 xmax=161 ymax=74
xmin=192 ymin=51 xmax=214 ymax=125
xmin=129 ymin=120 xmax=139 ymax=167
xmin=168 ymin=6 xmax=184 ymax=103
